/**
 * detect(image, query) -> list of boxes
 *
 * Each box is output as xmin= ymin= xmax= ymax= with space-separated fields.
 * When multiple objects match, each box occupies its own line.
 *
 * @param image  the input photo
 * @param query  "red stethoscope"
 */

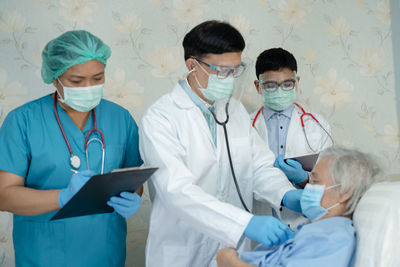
xmin=53 ymin=93 xmax=105 ymax=174
xmin=252 ymin=103 xmax=333 ymax=152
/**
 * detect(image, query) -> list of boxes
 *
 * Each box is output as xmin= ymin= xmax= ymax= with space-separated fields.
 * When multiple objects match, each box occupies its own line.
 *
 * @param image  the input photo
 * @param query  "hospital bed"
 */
xmin=353 ymin=174 xmax=400 ymax=267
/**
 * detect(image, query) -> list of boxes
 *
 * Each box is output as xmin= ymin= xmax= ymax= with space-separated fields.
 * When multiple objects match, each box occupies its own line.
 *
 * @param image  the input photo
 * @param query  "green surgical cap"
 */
xmin=41 ymin=30 xmax=111 ymax=84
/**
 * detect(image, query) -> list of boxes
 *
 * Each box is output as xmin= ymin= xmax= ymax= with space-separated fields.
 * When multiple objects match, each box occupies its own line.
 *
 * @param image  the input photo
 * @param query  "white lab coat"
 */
xmin=139 ymin=83 xmax=294 ymax=267
xmin=250 ymin=105 xmax=333 ymax=227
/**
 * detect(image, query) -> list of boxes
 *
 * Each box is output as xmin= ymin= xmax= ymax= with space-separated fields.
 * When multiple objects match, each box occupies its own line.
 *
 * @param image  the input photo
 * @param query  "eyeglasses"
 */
xmin=259 ymin=78 xmax=297 ymax=92
xmin=193 ymin=57 xmax=247 ymax=79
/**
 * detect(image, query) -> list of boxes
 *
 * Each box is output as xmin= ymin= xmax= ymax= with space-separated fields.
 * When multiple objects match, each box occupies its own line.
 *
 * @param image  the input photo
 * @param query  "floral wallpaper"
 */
xmin=0 ymin=0 xmax=398 ymax=266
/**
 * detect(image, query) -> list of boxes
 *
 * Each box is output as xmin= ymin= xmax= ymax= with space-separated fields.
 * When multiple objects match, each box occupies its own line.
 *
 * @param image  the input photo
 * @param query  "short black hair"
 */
xmin=255 ymin=48 xmax=297 ymax=79
xmin=183 ymin=20 xmax=245 ymax=60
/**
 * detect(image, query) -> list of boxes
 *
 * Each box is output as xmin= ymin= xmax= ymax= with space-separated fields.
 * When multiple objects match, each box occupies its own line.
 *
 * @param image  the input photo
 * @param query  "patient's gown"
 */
xmin=240 ymin=217 xmax=355 ymax=267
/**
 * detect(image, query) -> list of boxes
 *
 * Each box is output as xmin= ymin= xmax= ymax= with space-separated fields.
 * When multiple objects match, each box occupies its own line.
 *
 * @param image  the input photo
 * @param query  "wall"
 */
xmin=391 ymin=0 xmax=400 ymax=136
xmin=0 ymin=0 xmax=398 ymax=266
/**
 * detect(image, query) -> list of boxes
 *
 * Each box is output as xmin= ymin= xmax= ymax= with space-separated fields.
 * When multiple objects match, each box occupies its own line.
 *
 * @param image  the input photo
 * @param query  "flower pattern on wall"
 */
xmin=356 ymin=47 xmax=386 ymax=76
xmin=104 ymin=68 xmax=144 ymax=111
xmin=328 ymin=17 xmax=349 ymax=36
xmin=0 ymin=1 xmax=399 ymax=266
xmin=0 ymin=68 xmax=28 ymax=124
xmin=314 ymin=69 xmax=353 ymax=108
xmin=172 ymin=0 xmax=210 ymax=23
xmin=147 ymin=45 xmax=182 ymax=78
xmin=0 ymin=11 xmax=25 ymax=34
xmin=277 ymin=0 xmax=312 ymax=26
xmin=115 ymin=11 xmax=142 ymax=35
xmin=59 ymin=0 xmax=99 ymax=28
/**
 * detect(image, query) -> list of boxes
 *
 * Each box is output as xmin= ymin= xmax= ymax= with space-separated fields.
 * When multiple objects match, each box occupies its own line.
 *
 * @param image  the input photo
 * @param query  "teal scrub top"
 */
xmin=0 ymin=94 xmax=143 ymax=267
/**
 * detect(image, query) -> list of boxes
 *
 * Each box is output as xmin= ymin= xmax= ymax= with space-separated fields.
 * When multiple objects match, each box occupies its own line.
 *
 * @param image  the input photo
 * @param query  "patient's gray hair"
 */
xmin=319 ymin=146 xmax=382 ymax=215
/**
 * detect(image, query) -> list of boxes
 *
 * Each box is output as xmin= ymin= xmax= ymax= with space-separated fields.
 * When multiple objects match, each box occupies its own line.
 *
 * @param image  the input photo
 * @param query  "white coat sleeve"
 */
xmin=139 ymin=110 xmax=252 ymax=247
xmin=249 ymin=123 xmax=295 ymax=211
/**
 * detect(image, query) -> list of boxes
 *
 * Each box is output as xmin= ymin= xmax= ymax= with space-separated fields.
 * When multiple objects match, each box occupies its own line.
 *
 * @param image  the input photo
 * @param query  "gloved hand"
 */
xmin=244 ymin=216 xmax=294 ymax=247
xmin=59 ymin=170 xmax=95 ymax=208
xmin=282 ymin=189 xmax=303 ymax=213
xmin=274 ymin=154 xmax=308 ymax=183
xmin=107 ymin=192 xmax=142 ymax=218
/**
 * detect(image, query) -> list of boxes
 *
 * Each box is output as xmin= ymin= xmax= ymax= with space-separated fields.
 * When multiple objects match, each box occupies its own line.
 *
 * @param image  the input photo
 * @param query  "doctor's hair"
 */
xmin=319 ymin=146 xmax=382 ymax=215
xmin=183 ymin=20 xmax=245 ymax=60
xmin=255 ymin=48 xmax=297 ymax=79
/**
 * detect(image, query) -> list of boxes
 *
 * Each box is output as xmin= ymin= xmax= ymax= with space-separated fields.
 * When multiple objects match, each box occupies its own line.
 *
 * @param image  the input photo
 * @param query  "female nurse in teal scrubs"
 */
xmin=0 ymin=30 xmax=142 ymax=267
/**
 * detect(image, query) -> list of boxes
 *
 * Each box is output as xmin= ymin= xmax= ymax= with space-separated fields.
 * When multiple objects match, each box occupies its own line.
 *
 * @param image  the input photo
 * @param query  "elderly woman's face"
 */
xmin=309 ymin=157 xmax=348 ymax=218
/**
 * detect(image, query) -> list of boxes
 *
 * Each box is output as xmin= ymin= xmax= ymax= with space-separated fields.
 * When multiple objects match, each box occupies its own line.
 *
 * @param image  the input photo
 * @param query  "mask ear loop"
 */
xmin=55 ymin=78 xmax=66 ymax=103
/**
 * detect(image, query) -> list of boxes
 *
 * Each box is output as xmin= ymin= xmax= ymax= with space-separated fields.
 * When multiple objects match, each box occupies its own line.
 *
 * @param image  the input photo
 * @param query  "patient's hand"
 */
xmin=217 ymin=248 xmax=253 ymax=267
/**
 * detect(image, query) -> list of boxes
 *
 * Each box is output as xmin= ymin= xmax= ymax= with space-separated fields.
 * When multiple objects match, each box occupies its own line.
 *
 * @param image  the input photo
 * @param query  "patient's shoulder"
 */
xmin=296 ymin=217 xmax=355 ymax=246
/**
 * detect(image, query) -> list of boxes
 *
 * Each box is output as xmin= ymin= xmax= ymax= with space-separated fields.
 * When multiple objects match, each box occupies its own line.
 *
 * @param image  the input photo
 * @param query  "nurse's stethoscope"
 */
xmin=209 ymin=100 xmax=251 ymax=213
xmin=53 ymin=92 xmax=105 ymax=174
xmin=252 ymin=102 xmax=334 ymax=152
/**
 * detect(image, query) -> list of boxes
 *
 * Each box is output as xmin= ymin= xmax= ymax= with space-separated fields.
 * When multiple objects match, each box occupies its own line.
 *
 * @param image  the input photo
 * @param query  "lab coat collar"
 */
xmin=170 ymin=82 xmax=197 ymax=109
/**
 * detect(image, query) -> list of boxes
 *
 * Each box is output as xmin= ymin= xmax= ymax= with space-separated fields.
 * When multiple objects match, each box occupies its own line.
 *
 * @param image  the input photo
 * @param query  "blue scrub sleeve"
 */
xmin=0 ymin=110 xmax=30 ymax=178
xmin=122 ymin=112 xmax=143 ymax=168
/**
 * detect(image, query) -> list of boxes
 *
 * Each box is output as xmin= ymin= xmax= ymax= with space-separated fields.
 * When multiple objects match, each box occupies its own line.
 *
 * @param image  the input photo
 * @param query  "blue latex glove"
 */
xmin=59 ymin=170 xmax=95 ymax=208
xmin=107 ymin=192 xmax=142 ymax=218
xmin=244 ymin=216 xmax=294 ymax=247
xmin=275 ymin=154 xmax=308 ymax=183
xmin=282 ymin=189 xmax=303 ymax=213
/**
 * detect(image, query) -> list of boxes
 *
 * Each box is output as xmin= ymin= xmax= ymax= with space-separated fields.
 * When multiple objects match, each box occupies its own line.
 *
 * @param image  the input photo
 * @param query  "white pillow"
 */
xmin=353 ymin=180 xmax=400 ymax=267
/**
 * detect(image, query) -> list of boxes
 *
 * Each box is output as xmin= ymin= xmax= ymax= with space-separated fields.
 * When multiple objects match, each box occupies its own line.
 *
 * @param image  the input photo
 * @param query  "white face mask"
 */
xmin=57 ymin=79 xmax=104 ymax=112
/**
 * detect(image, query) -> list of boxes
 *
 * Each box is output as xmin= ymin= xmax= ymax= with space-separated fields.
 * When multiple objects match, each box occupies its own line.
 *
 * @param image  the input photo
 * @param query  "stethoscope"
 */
xmin=209 ymin=100 xmax=251 ymax=213
xmin=252 ymin=103 xmax=334 ymax=152
xmin=53 ymin=92 xmax=105 ymax=174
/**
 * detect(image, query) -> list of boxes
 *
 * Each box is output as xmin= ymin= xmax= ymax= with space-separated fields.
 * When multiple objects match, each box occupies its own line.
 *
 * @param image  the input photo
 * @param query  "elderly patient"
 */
xmin=217 ymin=147 xmax=381 ymax=267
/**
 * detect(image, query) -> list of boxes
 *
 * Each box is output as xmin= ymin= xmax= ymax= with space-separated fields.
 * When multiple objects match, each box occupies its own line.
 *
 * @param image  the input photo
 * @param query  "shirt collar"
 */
xmin=263 ymin=103 xmax=295 ymax=121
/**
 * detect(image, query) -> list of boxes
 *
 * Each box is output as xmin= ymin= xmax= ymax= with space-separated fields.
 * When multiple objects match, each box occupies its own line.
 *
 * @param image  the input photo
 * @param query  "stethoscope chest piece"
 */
xmin=70 ymin=154 xmax=81 ymax=169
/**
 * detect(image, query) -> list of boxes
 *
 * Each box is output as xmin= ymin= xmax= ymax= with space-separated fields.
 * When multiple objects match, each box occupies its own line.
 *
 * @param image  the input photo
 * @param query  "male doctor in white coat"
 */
xmin=139 ymin=21 xmax=303 ymax=267
xmin=251 ymin=48 xmax=333 ymax=227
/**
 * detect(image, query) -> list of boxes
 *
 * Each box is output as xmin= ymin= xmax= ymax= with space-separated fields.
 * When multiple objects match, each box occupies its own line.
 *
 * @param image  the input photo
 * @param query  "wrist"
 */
xmin=299 ymin=170 xmax=308 ymax=183
xmin=58 ymin=188 xmax=66 ymax=208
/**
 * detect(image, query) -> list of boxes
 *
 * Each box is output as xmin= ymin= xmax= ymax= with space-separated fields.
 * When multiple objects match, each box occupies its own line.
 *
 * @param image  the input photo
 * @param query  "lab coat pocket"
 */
xmin=162 ymin=242 xmax=208 ymax=266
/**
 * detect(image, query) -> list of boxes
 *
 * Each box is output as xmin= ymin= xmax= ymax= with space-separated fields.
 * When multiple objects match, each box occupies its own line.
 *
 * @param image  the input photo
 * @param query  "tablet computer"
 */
xmin=284 ymin=153 xmax=319 ymax=172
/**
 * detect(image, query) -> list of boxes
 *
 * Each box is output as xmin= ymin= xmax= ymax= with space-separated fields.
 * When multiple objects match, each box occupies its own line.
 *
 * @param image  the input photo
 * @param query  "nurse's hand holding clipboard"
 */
xmin=58 ymin=170 xmax=94 ymax=208
xmin=58 ymin=170 xmax=142 ymax=218
xmin=107 ymin=192 xmax=142 ymax=218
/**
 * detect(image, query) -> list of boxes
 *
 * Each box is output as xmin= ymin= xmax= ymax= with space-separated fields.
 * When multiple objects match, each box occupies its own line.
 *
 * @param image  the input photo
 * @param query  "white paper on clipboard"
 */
xmin=284 ymin=153 xmax=320 ymax=172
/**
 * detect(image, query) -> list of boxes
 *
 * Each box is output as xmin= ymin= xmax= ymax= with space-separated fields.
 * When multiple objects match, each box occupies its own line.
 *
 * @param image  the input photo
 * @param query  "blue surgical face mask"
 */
xmin=194 ymin=62 xmax=235 ymax=101
xmin=57 ymin=79 xmax=104 ymax=112
xmin=300 ymin=183 xmax=341 ymax=221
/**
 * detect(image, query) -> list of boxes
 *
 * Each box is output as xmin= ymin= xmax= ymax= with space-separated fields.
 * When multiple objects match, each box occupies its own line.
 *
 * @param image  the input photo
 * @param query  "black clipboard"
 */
xmin=284 ymin=153 xmax=319 ymax=172
xmin=51 ymin=167 xmax=158 ymax=221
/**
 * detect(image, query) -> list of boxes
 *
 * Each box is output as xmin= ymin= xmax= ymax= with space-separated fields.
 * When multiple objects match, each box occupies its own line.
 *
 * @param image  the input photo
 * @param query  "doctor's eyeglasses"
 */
xmin=259 ymin=78 xmax=297 ymax=92
xmin=193 ymin=57 xmax=247 ymax=79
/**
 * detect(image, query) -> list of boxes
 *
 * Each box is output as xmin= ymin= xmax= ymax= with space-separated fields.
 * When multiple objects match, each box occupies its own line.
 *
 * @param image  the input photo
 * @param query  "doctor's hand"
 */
xmin=244 ymin=216 xmax=294 ymax=248
xmin=59 ymin=170 xmax=95 ymax=208
xmin=282 ymin=189 xmax=303 ymax=213
xmin=107 ymin=192 xmax=142 ymax=218
xmin=274 ymin=155 xmax=308 ymax=184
